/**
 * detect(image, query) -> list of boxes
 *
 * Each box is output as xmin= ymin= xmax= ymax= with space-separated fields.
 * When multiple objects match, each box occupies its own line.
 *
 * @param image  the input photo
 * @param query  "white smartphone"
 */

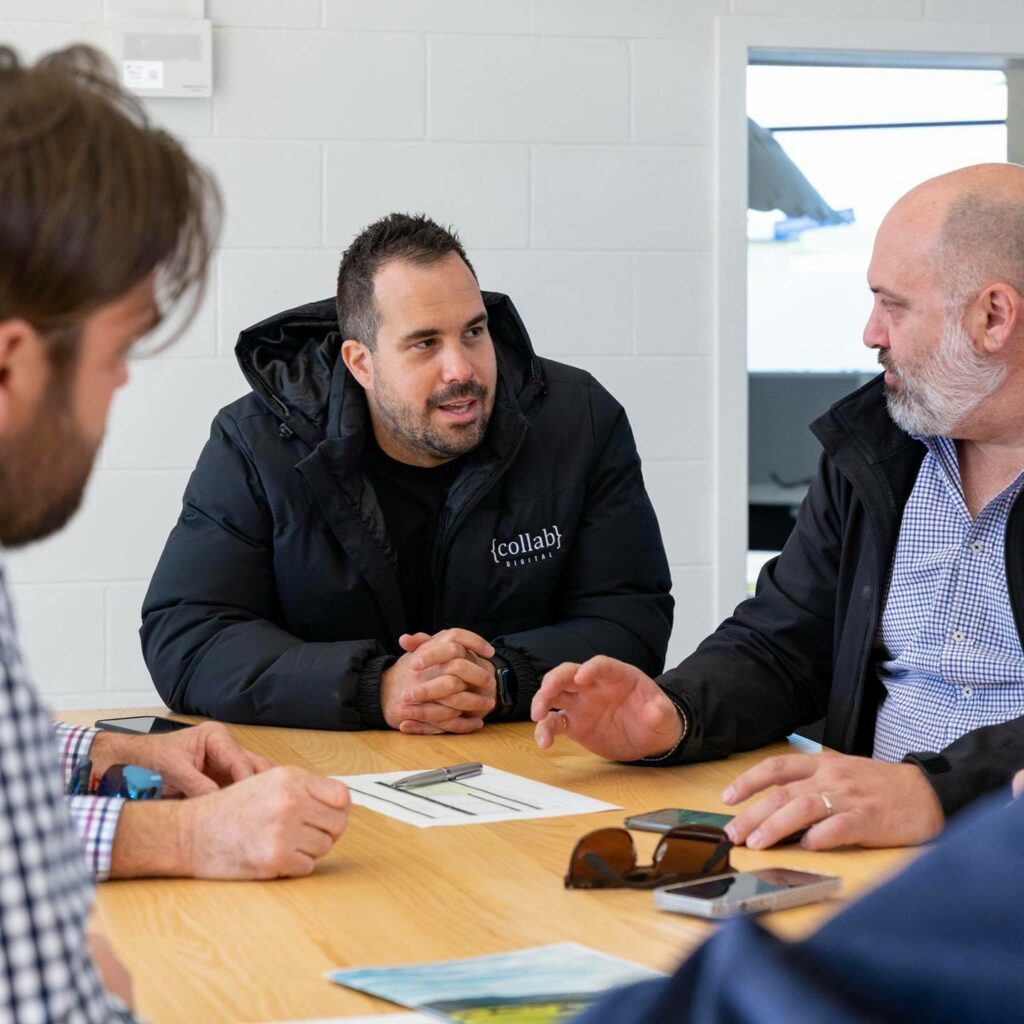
xmin=654 ymin=867 xmax=841 ymax=919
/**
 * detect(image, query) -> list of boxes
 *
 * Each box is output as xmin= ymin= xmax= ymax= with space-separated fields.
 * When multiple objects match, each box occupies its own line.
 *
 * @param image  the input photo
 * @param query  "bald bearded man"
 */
xmin=534 ymin=163 xmax=1024 ymax=852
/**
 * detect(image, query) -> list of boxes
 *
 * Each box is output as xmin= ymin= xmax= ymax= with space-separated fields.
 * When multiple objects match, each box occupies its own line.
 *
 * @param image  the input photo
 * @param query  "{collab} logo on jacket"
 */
xmin=491 ymin=524 xmax=563 ymax=568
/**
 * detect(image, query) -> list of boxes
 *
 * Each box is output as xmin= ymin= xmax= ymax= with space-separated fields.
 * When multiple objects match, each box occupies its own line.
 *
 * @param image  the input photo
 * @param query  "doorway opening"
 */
xmin=744 ymin=64 xmax=1008 ymax=591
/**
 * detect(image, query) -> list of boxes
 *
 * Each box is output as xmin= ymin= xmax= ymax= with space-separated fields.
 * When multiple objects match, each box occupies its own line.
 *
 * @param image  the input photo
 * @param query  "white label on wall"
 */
xmin=123 ymin=60 xmax=164 ymax=90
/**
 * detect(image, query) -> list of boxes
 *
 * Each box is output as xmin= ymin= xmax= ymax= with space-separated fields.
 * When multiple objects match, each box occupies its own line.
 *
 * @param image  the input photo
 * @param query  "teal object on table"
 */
xmin=96 ymin=764 xmax=162 ymax=800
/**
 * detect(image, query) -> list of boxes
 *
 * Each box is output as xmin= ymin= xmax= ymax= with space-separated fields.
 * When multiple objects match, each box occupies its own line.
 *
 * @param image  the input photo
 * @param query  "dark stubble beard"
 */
xmin=372 ymin=375 xmax=492 ymax=461
xmin=0 ymin=364 xmax=101 ymax=548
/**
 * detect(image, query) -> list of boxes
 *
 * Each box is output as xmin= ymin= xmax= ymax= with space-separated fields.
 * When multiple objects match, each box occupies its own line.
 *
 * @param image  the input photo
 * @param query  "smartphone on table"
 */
xmin=94 ymin=716 xmax=192 ymax=735
xmin=626 ymin=808 xmax=809 ymax=846
xmin=654 ymin=867 xmax=841 ymax=919
xmin=625 ymin=808 xmax=733 ymax=833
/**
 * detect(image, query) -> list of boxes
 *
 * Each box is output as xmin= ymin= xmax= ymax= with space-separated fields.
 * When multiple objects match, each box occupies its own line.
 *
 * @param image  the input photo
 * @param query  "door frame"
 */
xmin=711 ymin=14 xmax=1024 ymax=619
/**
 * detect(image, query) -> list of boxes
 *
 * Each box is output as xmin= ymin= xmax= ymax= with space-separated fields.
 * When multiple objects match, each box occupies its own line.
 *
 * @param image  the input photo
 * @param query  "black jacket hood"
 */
xmin=233 ymin=292 xmax=546 ymax=450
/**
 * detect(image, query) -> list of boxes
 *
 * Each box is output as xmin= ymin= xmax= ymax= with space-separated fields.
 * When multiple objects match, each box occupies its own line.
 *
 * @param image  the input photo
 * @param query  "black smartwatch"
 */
xmin=490 ymin=655 xmax=516 ymax=720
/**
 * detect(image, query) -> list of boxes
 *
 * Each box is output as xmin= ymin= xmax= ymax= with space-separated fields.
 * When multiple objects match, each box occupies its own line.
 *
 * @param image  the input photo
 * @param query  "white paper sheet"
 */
xmin=333 ymin=766 xmax=619 ymax=827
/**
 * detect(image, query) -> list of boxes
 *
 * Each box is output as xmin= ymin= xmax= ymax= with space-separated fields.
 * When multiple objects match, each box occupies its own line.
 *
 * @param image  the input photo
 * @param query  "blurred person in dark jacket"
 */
xmin=575 ymin=770 xmax=1024 ymax=1024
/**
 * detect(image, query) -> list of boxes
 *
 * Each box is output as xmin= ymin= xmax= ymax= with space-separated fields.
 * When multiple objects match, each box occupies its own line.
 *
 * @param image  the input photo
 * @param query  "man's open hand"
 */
xmin=531 ymin=656 xmax=683 ymax=761
xmin=721 ymin=750 xmax=945 ymax=850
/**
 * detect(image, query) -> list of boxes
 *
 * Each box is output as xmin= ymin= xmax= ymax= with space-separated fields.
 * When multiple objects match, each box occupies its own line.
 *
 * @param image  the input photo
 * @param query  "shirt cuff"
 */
xmin=67 ymin=795 xmax=126 ymax=881
xmin=53 ymin=722 xmax=99 ymax=789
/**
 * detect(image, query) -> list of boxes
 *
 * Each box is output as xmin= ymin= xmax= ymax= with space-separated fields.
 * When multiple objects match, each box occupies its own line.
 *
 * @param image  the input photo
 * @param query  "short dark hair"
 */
xmin=0 ymin=45 xmax=220 ymax=357
xmin=336 ymin=212 xmax=476 ymax=349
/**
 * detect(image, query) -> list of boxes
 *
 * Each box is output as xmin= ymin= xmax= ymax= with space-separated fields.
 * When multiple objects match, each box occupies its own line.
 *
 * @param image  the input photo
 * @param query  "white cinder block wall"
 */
xmin=0 ymin=0 xmax=1008 ymax=708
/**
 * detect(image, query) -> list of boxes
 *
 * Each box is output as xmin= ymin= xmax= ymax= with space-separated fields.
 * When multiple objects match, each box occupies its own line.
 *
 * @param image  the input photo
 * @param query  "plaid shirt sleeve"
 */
xmin=0 ymin=574 xmax=140 ymax=1022
xmin=54 ymin=721 xmax=97 ymax=787
xmin=52 ymin=723 xmax=127 ymax=882
xmin=67 ymin=794 xmax=126 ymax=883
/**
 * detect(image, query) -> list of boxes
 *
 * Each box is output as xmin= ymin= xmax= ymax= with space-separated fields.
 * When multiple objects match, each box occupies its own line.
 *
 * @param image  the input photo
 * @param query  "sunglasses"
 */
xmin=565 ymin=824 xmax=734 ymax=890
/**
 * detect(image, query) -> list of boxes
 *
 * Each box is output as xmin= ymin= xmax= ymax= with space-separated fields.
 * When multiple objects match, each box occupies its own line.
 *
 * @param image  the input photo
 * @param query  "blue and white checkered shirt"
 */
xmin=874 ymin=435 xmax=1024 ymax=762
xmin=0 ymin=570 xmax=138 ymax=1022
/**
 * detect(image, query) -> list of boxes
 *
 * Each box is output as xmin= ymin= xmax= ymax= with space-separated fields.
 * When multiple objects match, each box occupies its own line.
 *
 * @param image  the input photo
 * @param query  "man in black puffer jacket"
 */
xmin=141 ymin=213 xmax=672 ymax=733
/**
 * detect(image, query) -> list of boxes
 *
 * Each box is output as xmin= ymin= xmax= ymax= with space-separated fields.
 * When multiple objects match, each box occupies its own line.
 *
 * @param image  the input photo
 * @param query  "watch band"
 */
xmin=490 ymin=655 xmax=515 ymax=720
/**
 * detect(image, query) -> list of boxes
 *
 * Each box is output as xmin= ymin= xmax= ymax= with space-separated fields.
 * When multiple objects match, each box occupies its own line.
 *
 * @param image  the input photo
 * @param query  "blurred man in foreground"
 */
xmin=0 ymin=45 xmax=348 ymax=1020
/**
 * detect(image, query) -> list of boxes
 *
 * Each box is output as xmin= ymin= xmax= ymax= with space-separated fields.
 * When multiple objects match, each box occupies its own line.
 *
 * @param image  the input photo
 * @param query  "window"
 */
xmin=747 ymin=66 xmax=1006 ymax=374
xmin=745 ymin=66 xmax=1007 ymax=580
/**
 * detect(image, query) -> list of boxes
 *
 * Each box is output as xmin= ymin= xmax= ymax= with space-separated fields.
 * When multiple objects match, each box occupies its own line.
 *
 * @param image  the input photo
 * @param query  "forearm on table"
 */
xmin=152 ymin=627 xmax=388 ymax=728
xmin=85 ymin=729 xmax=156 ymax=779
xmin=109 ymin=800 xmax=193 ymax=879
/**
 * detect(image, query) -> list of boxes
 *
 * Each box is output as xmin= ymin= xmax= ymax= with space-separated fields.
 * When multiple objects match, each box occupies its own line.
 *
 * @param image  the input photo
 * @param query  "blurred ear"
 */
xmin=341 ymin=339 xmax=374 ymax=391
xmin=969 ymin=282 xmax=1022 ymax=353
xmin=0 ymin=319 xmax=46 ymax=441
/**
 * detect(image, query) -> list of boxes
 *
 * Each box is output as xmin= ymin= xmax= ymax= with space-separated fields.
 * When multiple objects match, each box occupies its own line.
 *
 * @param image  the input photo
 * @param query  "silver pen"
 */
xmin=392 ymin=762 xmax=483 ymax=790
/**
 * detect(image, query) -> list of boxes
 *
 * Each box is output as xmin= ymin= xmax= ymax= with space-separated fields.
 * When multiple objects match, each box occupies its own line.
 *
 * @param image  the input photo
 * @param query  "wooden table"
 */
xmin=60 ymin=710 xmax=915 ymax=1024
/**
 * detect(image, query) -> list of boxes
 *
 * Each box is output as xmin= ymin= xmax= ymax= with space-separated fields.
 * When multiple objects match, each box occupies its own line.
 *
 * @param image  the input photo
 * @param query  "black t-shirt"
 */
xmin=362 ymin=434 xmax=465 ymax=633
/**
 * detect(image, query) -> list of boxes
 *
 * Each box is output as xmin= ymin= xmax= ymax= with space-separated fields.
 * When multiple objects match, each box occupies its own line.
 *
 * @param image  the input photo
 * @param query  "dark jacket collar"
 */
xmin=812 ymin=373 xmax=928 ymax=578
xmin=233 ymin=291 xmax=545 ymax=455
xmin=810 ymin=373 xmax=920 ymax=467
xmin=238 ymin=293 xmax=544 ymax=638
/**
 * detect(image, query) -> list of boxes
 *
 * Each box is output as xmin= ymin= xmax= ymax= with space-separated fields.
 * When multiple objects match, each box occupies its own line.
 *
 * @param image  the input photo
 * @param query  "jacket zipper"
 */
xmin=431 ymin=420 xmax=530 ymax=628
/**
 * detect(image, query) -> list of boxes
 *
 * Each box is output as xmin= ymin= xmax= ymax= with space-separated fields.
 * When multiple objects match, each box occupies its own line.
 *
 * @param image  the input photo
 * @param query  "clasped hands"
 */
xmin=531 ymin=655 xmax=945 ymax=851
xmin=381 ymin=627 xmax=499 ymax=735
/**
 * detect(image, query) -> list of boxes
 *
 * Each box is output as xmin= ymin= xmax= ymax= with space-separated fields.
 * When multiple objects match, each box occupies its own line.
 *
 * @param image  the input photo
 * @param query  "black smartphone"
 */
xmin=94 ymin=716 xmax=192 ymax=735
xmin=625 ymin=807 xmax=808 ymax=846
xmin=625 ymin=808 xmax=733 ymax=833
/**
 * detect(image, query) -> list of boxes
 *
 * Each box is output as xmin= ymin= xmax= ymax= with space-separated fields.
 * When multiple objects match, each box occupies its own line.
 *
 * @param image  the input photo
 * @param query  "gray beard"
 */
xmin=883 ymin=313 xmax=1005 ymax=437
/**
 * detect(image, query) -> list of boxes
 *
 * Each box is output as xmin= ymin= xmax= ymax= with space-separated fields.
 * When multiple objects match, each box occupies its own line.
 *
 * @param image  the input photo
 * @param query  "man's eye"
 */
xmin=466 ymin=326 xmax=484 ymax=339
xmin=413 ymin=338 xmax=437 ymax=351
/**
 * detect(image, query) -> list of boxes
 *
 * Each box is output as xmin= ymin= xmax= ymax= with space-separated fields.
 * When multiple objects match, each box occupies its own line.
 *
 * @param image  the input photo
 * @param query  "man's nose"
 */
xmin=439 ymin=343 xmax=474 ymax=382
xmin=863 ymin=306 xmax=887 ymax=351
